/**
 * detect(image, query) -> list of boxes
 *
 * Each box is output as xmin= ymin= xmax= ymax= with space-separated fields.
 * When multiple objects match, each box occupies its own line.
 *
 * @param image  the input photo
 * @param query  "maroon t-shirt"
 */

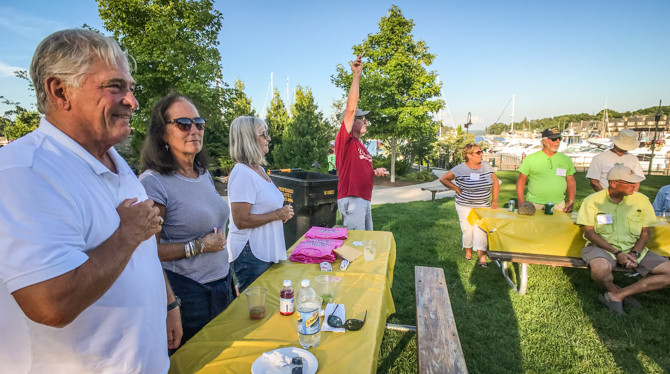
xmin=335 ymin=121 xmax=373 ymax=201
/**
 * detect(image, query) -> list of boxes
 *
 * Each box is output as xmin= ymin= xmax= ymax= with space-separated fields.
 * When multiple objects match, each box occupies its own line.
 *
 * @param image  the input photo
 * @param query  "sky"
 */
xmin=1 ymin=0 xmax=669 ymax=131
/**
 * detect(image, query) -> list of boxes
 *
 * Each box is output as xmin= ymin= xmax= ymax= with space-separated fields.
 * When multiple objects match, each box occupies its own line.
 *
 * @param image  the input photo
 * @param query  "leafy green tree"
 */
xmin=486 ymin=122 xmax=509 ymax=135
xmin=264 ymin=89 xmax=289 ymax=166
xmin=4 ymin=109 xmax=40 ymax=140
xmin=216 ymin=78 xmax=256 ymax=174
xmin=96 ymin=0 xmax=228 ymax=168
xmin=331 ymin=5 xmax=443 ymax=182
xmin=434 ymin=126 xmax=476 ymax=167
xmin=272 ymin=86 xmax=332 ymax=171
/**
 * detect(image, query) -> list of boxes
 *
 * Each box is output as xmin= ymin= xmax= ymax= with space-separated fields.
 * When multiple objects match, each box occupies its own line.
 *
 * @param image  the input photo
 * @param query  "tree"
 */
xmin=97 ymin=0 xmax=228 ymax=168
xmin=332 ymin=5 xmax=444 ymax=182
xmin=272 ymin=86 xmax=332 ymax=171
xmin=264 ymin=89 xmax=289 ymax=166
xmin=215 ymin=78 xmax=257 ymax=174
xmin=434 ymin=127 xmax=476 ymax=167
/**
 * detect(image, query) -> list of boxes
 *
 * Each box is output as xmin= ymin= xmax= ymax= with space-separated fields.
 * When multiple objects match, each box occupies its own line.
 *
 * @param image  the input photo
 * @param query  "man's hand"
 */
xmin=615 ymin=252 xmax=638 ymax=268
xmin=117 ymin=198 xmax=162 ymax=247
xmin=490 ymin=200 xmax=499 ymax=209
xmin=563 ymin=202 xmax=574 ymax=213
xmin=166 ymin=307 xmax=183 ymax=350
xmin=374 ymin=167 xmax=388 ymax=177
xmin=351 ymin=54 xmax=363 ymax=77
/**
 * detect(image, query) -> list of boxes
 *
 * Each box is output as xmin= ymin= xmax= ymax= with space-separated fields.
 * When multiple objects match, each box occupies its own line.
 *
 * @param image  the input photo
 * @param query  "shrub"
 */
xmin=372 ymin=155 xmax=411 ymax=176
xmin=398 ymin=170 xmax=435 ymax=182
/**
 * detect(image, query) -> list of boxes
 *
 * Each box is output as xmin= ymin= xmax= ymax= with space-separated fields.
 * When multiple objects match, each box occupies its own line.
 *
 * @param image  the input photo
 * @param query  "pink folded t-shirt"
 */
xmin=304 ymin=226 xmax=348 ymax=240
xmin=289 ymin=238 xmax=343 ymax=264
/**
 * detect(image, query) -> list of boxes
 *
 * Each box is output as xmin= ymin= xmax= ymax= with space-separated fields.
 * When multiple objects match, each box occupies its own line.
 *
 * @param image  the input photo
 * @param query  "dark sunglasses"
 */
xmin=472 ymin=150 xmax=483 ymax=155
xmin=547 ymin=137 xmax=562 ymax=142
xmin=327 ymin=304 xmax=367 ymax=331
xmin=167 ymin=117 xmax=207 ymax=131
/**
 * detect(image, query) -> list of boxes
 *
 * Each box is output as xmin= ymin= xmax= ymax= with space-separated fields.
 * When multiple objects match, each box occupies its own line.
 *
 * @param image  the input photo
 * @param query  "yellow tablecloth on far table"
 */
xmin=169 ymin=230 xmax=396 ymax=374
xmin=467 ymin=208 xmax=670 ymax=257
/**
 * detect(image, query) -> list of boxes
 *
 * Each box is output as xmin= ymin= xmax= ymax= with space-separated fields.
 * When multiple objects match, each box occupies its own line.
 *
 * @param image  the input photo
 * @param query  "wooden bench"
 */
xmin=421 ymin=187 xmax=450 ymax=202
xmin=415 ymin=266 xmax=468 ymax=374
xmin=486 ymin=251 xmax=634 ymax=296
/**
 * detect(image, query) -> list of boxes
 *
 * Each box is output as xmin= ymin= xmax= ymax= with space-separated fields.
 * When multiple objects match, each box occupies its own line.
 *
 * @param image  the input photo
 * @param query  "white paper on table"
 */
xmin=321 ymin=303 xmax=346 ymax=333
xmin=352 ymin=241 xmax=363 ymax=247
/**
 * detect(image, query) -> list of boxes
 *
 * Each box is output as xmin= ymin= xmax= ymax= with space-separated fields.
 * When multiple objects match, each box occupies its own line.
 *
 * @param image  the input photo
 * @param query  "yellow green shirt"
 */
xmin=576 ymin=189 xmax=657 ymax=261
xmin=518 ymin=151 xmax=575 ymax=204
xmin=327 ymin=154 xmax=336 ymax=171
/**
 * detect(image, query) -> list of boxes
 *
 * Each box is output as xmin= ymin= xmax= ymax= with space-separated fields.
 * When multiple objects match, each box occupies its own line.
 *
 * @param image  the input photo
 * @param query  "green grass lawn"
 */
xmin=372 ymin=171 xmax=670 ymax=374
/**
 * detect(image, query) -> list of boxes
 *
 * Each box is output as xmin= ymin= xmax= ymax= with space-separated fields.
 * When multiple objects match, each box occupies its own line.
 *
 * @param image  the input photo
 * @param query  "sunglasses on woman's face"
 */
xmin=326 ymin=304 xmax=367 ymax=331
xmin=167 ymin=117 xmax=207 ymax=131
xmin=258 ymin=130 xmax=270 ymax=139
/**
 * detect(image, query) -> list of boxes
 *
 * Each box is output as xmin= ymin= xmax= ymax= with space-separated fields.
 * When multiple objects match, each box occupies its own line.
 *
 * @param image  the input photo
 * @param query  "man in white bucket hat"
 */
xmin=586 ymin=129 xmax=644 ymax=192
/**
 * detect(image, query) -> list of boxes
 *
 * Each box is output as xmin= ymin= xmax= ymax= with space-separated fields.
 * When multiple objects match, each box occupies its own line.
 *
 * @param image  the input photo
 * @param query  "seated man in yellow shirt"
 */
xmin=577 ymin=165 xmax=670 ymax=315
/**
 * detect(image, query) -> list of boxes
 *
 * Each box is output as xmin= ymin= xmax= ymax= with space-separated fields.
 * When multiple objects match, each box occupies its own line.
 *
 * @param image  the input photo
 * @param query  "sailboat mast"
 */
xmin=510 ymin=94 xmax=515 ymax=132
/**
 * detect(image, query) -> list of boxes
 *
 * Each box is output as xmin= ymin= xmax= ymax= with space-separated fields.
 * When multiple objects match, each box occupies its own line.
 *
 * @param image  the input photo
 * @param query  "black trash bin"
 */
xmin=268 ymin=169 xmax=339 ymax=249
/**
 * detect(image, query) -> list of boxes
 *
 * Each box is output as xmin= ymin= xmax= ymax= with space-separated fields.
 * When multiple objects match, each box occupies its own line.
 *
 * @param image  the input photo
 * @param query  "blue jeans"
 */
xmin=232 ymin=242 xmax=272 ymax=293
xmin=165 ymin=268 xmax=235 ymax=351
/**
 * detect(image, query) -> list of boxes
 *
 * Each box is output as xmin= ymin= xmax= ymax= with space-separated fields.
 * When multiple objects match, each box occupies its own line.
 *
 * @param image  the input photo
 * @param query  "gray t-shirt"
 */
xmin=451 ymin=161 xmax=495 ymax=207
xmin=139 ymin=170 xmax=230 ymax=284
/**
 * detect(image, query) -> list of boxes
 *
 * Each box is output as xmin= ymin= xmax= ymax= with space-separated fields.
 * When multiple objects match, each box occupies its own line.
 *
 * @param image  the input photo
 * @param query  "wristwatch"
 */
xmin=167 ymin=295 xmax=181 ymax=311
xmin=614 ymin=250 xmax=622 ymax=257
xmin=631 ymin=250 xmax=641 ymax=258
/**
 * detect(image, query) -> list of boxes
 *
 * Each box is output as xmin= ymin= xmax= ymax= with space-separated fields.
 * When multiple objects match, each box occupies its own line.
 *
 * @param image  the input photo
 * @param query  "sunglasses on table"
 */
xmin=327 ymin=304 xmax=367 ymax=331
xmin=167 ymin=117 xmax=207 ymax=131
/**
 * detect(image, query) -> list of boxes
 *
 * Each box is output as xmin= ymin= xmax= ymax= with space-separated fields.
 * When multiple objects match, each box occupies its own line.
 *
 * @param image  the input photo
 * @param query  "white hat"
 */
xmin=610 ymin=130 xmax=640 ymax=151
xmin=607 ymin=164 xmax=645 ymax=183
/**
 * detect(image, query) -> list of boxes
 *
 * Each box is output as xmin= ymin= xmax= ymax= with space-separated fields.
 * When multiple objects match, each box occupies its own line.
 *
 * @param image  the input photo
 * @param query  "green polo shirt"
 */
xmin=576 ymin=189 xmax=657 ymax=261
xmin=327 ymin=154 xmax=336 ymax=171
xmin=518 ymin=151 xmax=575 ymax=204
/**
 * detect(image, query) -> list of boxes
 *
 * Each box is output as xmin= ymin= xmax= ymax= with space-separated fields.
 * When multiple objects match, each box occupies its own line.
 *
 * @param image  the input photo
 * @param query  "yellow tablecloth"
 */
xmin=468 ymin=208 xmax=670 ymax=257
xmin=169 ymin=230 xmax=396 ymax=374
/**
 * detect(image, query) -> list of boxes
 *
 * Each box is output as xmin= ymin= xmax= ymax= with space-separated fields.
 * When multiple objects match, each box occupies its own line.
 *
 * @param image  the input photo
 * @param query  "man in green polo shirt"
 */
xmin=516 ymin=127 xmax=576 ymax=212
xmin=577 ymin=165 xmax=670 ymax=315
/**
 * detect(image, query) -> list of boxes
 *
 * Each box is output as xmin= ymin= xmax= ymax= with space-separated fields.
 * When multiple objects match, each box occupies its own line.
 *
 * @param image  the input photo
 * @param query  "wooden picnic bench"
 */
xmin=415 ymin=266 xmax=468 ymax=374
xmin=486 ymin=251 xmax=634 ymax=296
xmin=421 ymin=187 xmax=450 ymax=202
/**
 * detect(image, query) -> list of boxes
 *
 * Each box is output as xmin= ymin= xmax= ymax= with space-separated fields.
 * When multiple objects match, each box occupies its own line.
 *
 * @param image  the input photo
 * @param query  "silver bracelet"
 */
xmin=195 ymin=239 xmax=205 ymax=254
xmin=185 ymin=242 xmax=192 ymax=259
xmin=188 ymin=240 xmax=196 ymax=258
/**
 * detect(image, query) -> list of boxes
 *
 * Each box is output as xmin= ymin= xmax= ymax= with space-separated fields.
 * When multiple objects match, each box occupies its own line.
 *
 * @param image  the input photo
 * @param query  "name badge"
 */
xmin=597 ymin=214 xmax=613 ymax=225
xmin=556 ymin=168 xmax=567 ymax=177
xmin=469 ymin=173 xmax=480 ymax=181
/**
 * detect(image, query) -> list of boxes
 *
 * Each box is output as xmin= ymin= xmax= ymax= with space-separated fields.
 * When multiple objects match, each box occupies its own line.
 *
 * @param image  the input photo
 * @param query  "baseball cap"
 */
xmin=340 ymin=108 xmax=370 ymax=121
xmin=541 ymin=127 xmax=561 ymax=140
xmin=607 ymin=164 xmax=645 ymax=183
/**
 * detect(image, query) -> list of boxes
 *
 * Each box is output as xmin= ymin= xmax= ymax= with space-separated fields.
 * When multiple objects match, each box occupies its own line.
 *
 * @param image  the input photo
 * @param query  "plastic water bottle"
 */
xmin=297 ymin=279 xmax=321 ymax=349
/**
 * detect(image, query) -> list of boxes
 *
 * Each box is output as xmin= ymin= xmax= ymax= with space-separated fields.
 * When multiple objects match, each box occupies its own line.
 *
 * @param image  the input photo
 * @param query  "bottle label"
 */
xmin=297 ymin=307 xmax=320 ymax=335
xmin=280 ymin=297 xmax=294 ymax=314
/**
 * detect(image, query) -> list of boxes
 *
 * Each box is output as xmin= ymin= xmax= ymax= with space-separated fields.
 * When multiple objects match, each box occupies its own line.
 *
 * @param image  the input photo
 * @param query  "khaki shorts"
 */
xmin=581 ymin=245 xmax=669 ymax=277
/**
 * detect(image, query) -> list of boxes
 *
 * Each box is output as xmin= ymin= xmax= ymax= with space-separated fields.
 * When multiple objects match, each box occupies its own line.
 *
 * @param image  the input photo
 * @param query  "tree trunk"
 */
xmin=391 ymin=135 xmax=397 ymax=183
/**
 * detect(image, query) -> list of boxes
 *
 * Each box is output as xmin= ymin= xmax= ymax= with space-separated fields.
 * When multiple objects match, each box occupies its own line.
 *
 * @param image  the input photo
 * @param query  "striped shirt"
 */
xmin=451 ymin=162 xmax=495 ymax=207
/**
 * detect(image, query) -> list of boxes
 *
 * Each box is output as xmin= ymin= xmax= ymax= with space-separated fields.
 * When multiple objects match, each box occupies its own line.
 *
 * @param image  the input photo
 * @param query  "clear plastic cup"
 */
xmin=244 ymin=287 xmax=268 ymax=320
xmin=363 ymin=239 xmax=377 ymax=261
xmin=315 ymin=275 xmax=340 ymax=304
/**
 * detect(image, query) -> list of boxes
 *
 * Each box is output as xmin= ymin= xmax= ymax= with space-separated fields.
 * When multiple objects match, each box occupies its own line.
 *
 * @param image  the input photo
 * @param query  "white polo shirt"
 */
xmin=0 ymin=118 xmax=169 ymax=374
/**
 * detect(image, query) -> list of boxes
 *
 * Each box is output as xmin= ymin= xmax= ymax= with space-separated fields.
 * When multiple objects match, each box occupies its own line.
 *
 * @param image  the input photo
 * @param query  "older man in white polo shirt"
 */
xmin=586 ymin=129 xmax=644 ymax=192
xmin=0 ymin=29 xmax=180 ymax=373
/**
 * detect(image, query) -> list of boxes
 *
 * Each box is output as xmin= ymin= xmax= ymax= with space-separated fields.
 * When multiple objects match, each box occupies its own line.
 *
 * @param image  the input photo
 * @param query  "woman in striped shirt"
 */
xmin=439 ymin=143 xmax=499 ymax=267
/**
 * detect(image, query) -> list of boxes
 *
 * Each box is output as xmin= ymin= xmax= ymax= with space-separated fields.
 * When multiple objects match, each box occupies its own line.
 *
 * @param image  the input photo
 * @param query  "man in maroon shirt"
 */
xmin=335 ymin=54 xmax=388 ymax=230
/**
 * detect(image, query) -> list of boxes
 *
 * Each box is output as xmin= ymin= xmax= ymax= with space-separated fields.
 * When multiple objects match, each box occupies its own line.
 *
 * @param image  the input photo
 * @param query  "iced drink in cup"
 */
xmin=245 ymin=287 xmax=268 ymax=320
xmin=363 ymin=239 xmax=377 ymax=261
xmin=315 ymin=275 xmax=339 ymax=304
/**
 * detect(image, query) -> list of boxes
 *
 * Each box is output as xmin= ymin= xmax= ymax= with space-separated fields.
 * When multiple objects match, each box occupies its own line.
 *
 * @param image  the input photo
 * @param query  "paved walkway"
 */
xmin=371 ymin=168 xmax=455 ymax=205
